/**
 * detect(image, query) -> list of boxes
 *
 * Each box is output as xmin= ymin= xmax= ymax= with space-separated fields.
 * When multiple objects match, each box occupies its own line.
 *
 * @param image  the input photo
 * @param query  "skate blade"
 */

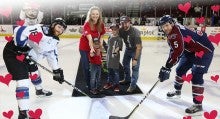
xmin=185 ymin=111 xmax=203 ymax=117
xmin=167 ymin=96 xmax=181 ymax=99
xmin=36 ymin=95 xmax=52 ymax=98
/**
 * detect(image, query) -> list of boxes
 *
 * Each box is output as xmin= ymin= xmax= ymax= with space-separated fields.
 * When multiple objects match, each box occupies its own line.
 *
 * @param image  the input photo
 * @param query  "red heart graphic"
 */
xmin=204 ymin=110 xmax=218 ymax=119
xmin=0 ymin=74 xmax=12 ymax=86
xmin=184 ymin=36 xmax=192 ymax=43
xmin=16 ymin=92 xmax=25 ymax=98
xmin=16 ymin=54 xmax=25 ymax=62
xmin=16 ymin=20 xmax=25 ymax=26
xmin=29 ymin=32 xmax=43 ymax=44
xmin=208 ymin=33 xmax=220 ymax=46
xmin=182 ymin=74 xmax=193 ymax=83
xmin=28 ymin=108 xmax=42 ymax=119
xmin=178 ymin=2 xmax=191 ymax=14
xmin=195 ymin=51 xmax=204 ymax=58
xmin=211 ymin=75 xmax=219 ymax=83
xmin=183 ymin=116 xmax=191 ymax=119
xmin=0 ymin=6 xmax=12 ymax=17
xmin=195 ymin=95 xmax=204 ymax=102
xmin=195 ymin=17 xmax=205 ymax=24
xmin=30 ymin=74 xmax=38 ymax=80
xmin=5 ymin=36 xmax=13 ymax=42
xmin=211 ymin=5 xmax=220 ymax=12
xmin=2 ymin=110 xmax=14 ymax=119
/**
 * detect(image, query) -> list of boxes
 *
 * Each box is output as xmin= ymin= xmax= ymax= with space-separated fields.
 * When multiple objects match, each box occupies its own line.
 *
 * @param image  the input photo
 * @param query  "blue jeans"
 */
xmin=122 ymin=49 xmax=141 ymax=88
xmin=90 ymin=64 xmax=101 ymax=90
xmin=107 ymin=68 xmax=119 ymax=85
xmin=79 ymin=50 xmax=90 ymax=89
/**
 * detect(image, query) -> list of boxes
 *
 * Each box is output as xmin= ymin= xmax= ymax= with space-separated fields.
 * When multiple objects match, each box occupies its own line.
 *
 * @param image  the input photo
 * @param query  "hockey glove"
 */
xmin=53 ymin=68 xmax=64 ymax=84
xmin=158 ymin=66 xmax=171 ymax=82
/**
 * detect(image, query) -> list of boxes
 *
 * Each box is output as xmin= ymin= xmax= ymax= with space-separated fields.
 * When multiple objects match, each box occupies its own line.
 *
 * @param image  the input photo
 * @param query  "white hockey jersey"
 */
xmin=13 ymin=24 xmax=60 ymax=70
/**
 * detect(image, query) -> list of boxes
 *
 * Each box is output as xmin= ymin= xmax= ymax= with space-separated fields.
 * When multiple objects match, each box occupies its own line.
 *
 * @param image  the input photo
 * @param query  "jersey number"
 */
xmin=174 ymin=41 xmax=178 ymax=48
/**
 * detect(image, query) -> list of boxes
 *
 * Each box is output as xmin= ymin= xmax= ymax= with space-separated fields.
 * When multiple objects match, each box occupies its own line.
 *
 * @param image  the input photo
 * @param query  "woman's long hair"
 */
xmin=85 ymin=6 xmax=103 ymax=33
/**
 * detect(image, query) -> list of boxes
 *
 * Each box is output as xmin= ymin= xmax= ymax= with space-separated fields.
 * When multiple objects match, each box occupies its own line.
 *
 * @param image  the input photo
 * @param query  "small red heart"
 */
xmin=16 ymin=54 xmax=25 ymax=62
xmin=182 ymin=74 xmax=193 ymax=83
xmin=183 ymin=116 xmax=191 ymax=119
xmin=16 ymin=92 xmax=25 ymax=98
xmin=2 ymin=110 xmax=14 ymax=119
xmin=5 ymin=36 xmax=13 ymax=42
xmin=195 ymin=95 xmax=204 ymax=102
xmin=204 ymin=110 xmax=218 ymax=119
xmin=0 ymin=6 xmax=12 ymax=18
xmin=178 ymin=2 xmax=191 ymax=14
xmin=211 ymin=5 xmax=220 ymax=12
xmin=16 ymin=20 xmax=25 ymax=26
xmin=211 ymin=75 xmax=219 ymax=83
xmin=30 ymin=74 xmax=38 ymax=80
xmin=195 ymin=51 xmax=204 ymax=58
xmin=0 ymin=74 xmax=12 ymax=86
xmin=28 ymin=108 xmax=42 ymax=119
xmin=29 ymin=32 xmax=43 ymax=44
xmin=184 ymin=36 xmax=192 ymax=43
xmin=195 ymin=17 xmax=205 ymax=24
xmin=208 ymin=33 xmax=220 ymax=46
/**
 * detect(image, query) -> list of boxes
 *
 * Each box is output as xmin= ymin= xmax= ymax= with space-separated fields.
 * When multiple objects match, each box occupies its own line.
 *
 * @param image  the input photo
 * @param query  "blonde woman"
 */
xmin=79 ymin=6 xmax=105 ymax=90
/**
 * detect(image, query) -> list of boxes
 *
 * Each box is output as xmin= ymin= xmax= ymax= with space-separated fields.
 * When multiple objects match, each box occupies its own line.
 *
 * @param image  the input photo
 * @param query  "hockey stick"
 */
xmin=109 ymin=80 xmax=160 ymax=119
xmin=26 ymin=56 xmax=90 ymax=97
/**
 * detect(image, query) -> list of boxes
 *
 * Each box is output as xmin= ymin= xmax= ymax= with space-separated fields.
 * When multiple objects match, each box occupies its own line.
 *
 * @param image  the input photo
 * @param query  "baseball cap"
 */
xmin=110 ymin=23 xmax=119 ymax=29
xmin=120 ymin=16 xmax=130 ymax=23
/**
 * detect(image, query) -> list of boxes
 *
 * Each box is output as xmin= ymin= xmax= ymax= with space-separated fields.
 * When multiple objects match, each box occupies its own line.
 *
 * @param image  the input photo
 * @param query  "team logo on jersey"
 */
xmin=168 ymin=34 xmax=177 ymax=39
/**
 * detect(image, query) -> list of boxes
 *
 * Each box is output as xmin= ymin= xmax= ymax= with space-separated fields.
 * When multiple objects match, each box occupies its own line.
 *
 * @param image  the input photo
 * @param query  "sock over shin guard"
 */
xmin=30 ymin=71 xmax=43 ymax=90
xmin=192 ymin=84 xmax=204 ymax=104
xmin=16 ymin=79 xmax=30 ymax=110
xmin=174 ymin=76 xmax=184 ymax=91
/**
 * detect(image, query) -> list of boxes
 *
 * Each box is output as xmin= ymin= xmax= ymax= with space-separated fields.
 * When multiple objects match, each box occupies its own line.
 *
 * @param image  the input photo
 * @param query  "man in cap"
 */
xmin=119 ymin=16 xmax=142 ymax=93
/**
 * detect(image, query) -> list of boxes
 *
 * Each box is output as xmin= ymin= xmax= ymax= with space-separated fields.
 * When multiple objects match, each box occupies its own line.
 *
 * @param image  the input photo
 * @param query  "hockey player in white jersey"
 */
xmin=18 ymin=1 xmax=53 ymax=99
xmin=3 ymin=18 xmax=67 ymax=119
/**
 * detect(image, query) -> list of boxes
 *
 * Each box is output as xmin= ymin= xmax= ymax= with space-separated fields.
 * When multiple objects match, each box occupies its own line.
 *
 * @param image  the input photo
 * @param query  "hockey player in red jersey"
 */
xmin=158 ymin=15 xmax=214 ymax=115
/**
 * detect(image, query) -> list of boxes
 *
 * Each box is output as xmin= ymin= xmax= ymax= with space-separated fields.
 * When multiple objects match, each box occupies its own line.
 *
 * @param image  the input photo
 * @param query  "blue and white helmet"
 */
xmin=158 ymin=15 xmax=175 ymax=26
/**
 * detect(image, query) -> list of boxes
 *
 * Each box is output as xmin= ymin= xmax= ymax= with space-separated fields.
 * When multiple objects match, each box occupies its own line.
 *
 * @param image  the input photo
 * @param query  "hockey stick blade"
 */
xmin=109 ymin=116 xmax=128 ymax=119
xmin=109 ymin=80 xmax=160 ymax=119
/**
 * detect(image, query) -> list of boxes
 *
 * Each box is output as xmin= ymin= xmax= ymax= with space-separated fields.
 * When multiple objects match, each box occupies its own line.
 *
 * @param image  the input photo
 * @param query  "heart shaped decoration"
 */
xmin=182 ymin=74 xmax=193 ymax=83
xmin=2 ymin=110 xmax=14 ymax=119
xmin=30 ymin=74 xmax=38 ymax=81
xmin=183 ymin=116 xmax=191 ymax=119
xmin=195 ymin=95 xmax=204 ymax=102
xmin=28 ymin=108 xmax=42 ymax=119
xmin=184 ymin=35 xmax=192 ymax=43
xmin=195 ymin=17 xmax=205 ymax=24
xmin=0 ymin=6 xmax=12 ymax=18
xmin=211 ymin=5 xmax=220 ymax=12
xmin=0 ymin=74 xmax=12 ymax=86
xmin=211 ymin=75 xmax=219 ymax=83
xmin=16 ymin=20 xmax=25 ymax=26
xmin=204 ymin=110 xmax=218 ymax=119
xmin=178 ymin=2 xmax=191 ymax=14
xmin=5 ymin=36 xmax=13 ymax=42
xmin=195 ymin=51 xmax=204 ymax=58
xmin=16 ymin=54 xmax=25 ymax=62
xmin=208 ymin=33 xmax=220 ymax=46
xmin=29 ymin=32 xmax=43 ymax=44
